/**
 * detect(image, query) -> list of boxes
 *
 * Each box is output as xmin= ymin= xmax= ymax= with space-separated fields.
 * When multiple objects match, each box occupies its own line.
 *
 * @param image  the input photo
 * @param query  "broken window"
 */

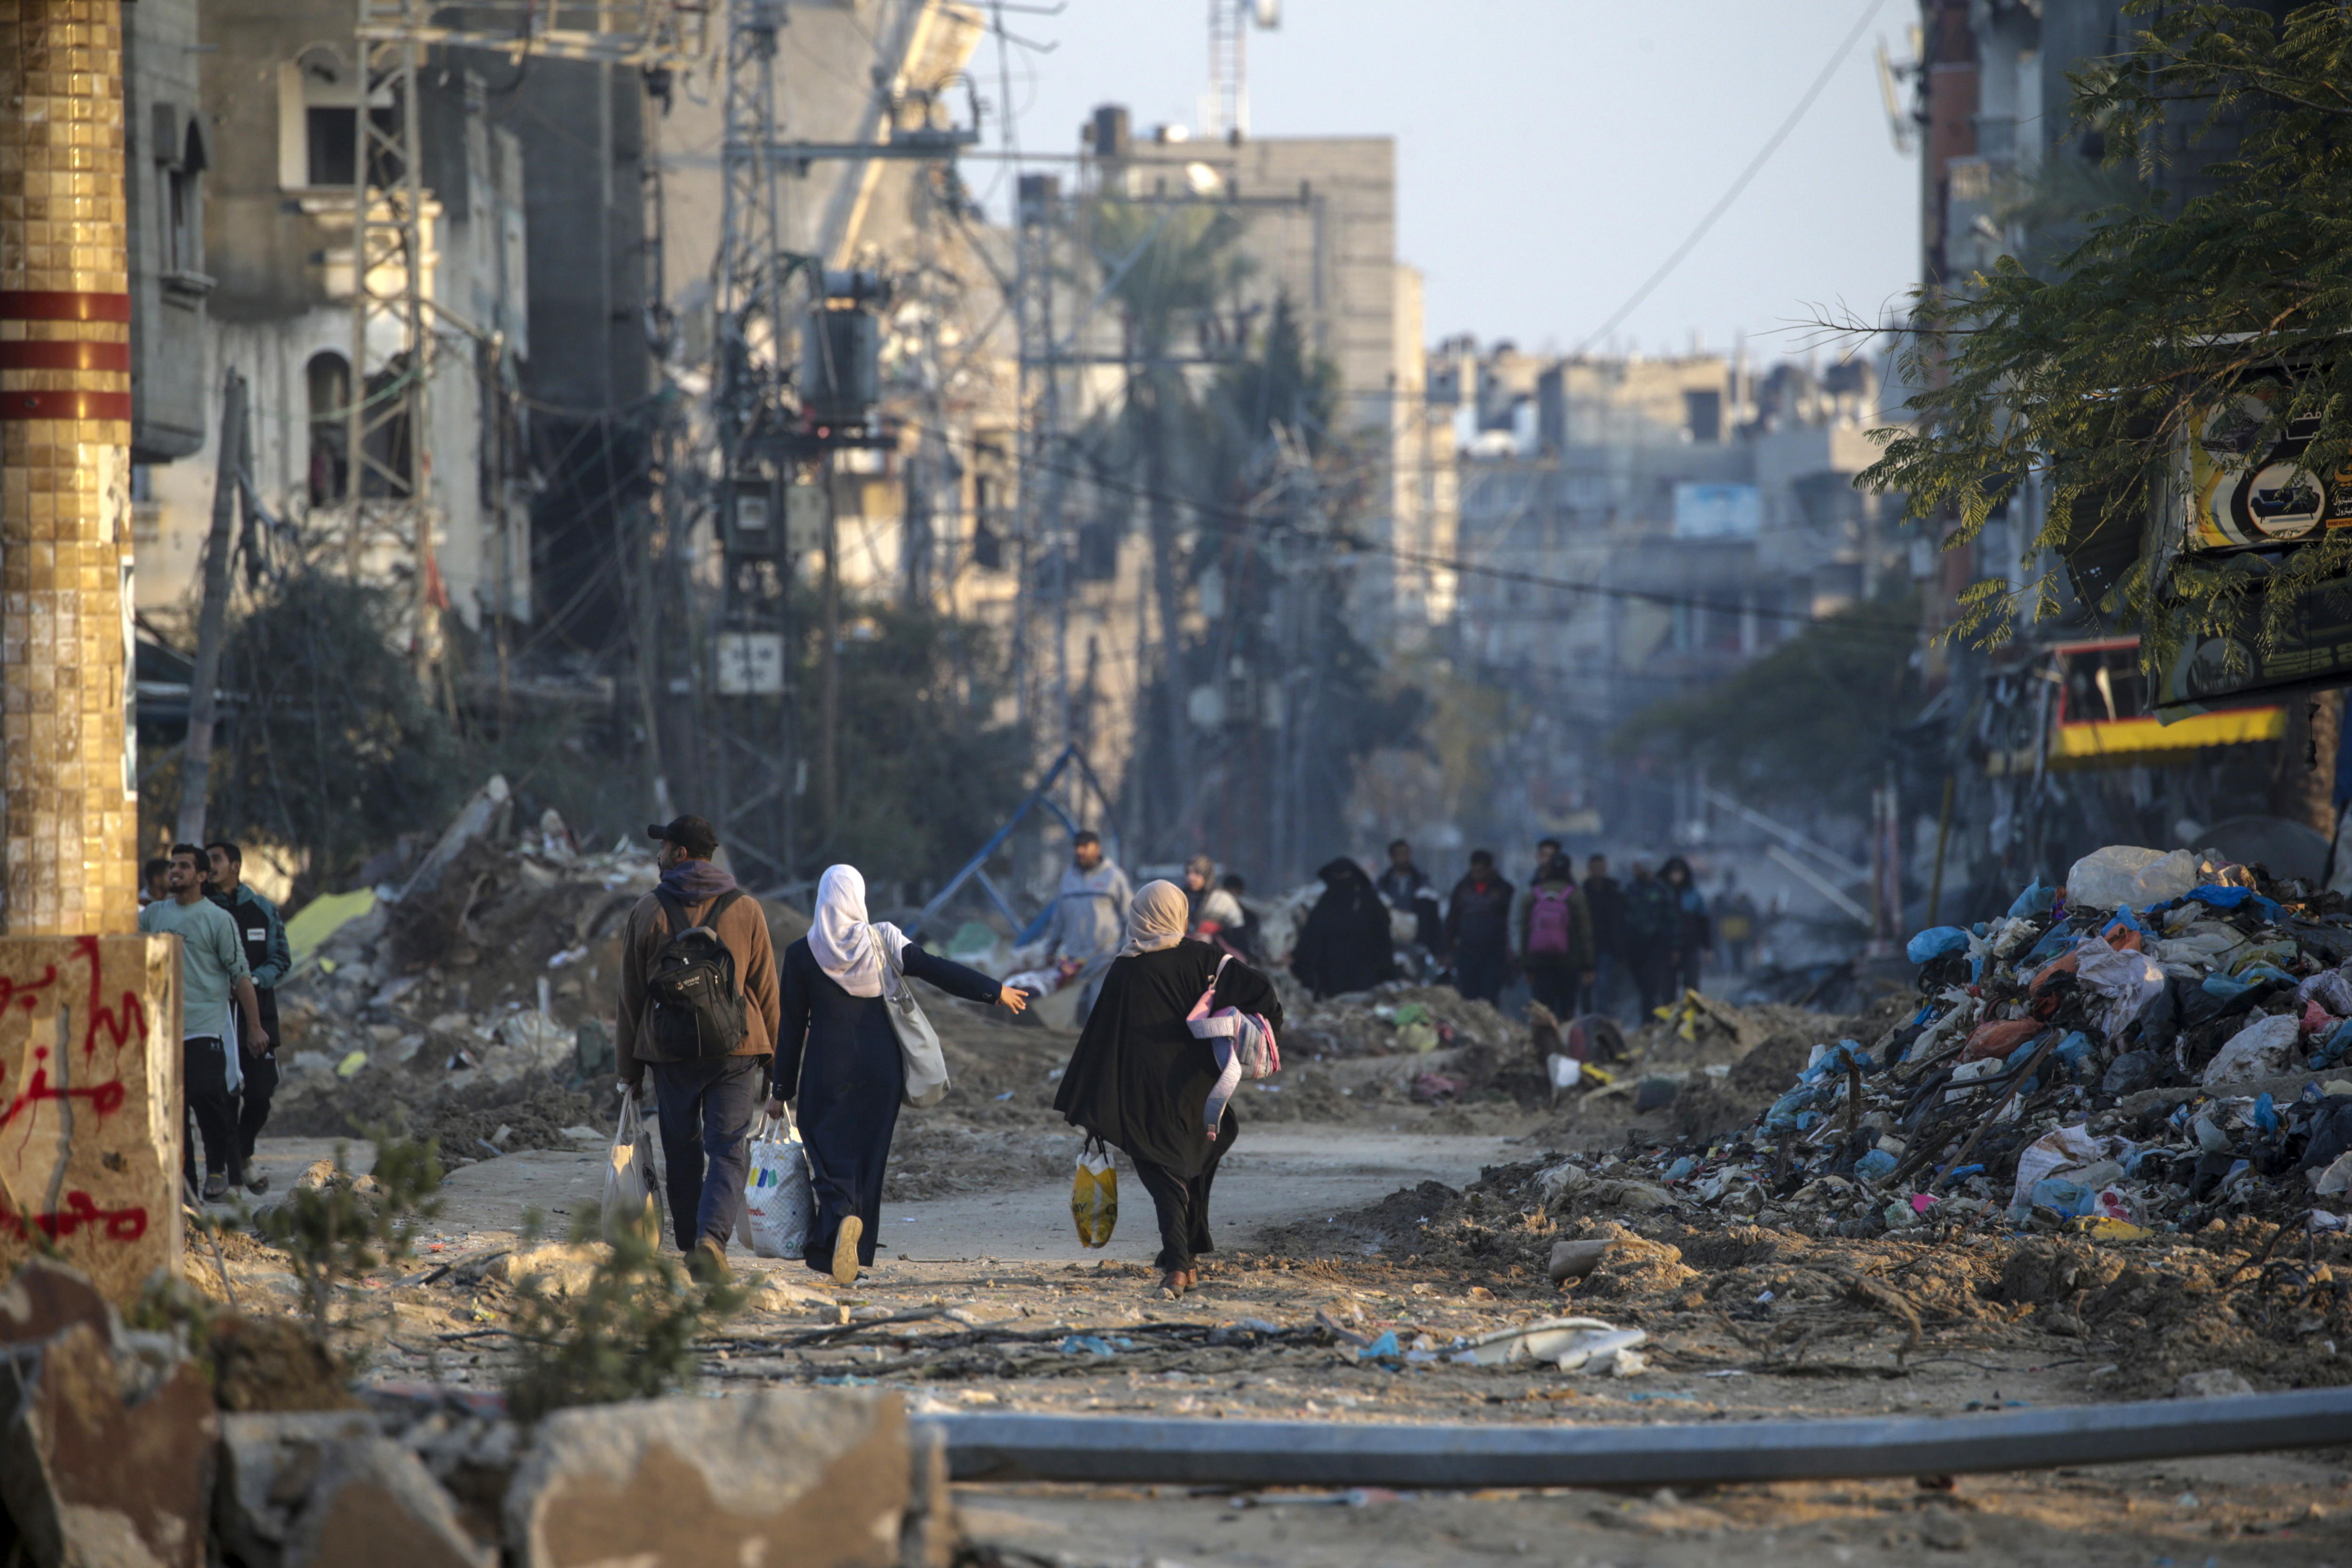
xmin=307 ymin=351 xmax=351 ymax=504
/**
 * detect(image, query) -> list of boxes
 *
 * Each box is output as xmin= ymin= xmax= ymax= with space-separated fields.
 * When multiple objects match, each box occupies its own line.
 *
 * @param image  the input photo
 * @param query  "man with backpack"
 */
xmin=616 ymin=814 xmax=781 ymax=1283
xmin=1514 ymin=848 xmax=1594 ymax=1020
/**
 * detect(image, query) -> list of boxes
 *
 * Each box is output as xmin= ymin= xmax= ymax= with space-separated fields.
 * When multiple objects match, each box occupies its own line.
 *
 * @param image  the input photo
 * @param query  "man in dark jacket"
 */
xmin=617 ymin=815 xmax=782 ymax=1282
xmin=1621 ymin=858 xmax=1683 ymax=1019
xmin=1375 ymin=839 xmax=1444 ymax=961
xmin=1581 ymin=854 xmax=1627 ymax=1019
xmin=207 ymin=841 xmax=291 ymax=1194
xmin=1445 ymin=850 xmax=1515 ymax=1005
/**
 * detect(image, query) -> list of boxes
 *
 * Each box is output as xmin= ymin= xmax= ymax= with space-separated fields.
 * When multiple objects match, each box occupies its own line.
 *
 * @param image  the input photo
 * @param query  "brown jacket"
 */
xmin=615 ymin=885 xmax=782 ymax=1084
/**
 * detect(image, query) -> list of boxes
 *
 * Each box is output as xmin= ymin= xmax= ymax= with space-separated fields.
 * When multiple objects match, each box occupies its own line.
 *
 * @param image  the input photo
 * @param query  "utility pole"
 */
xmin=709 ymin=0 xmax=796 ymax=878
xmin=177 ymin=370 xmax=247 ymax=846
xmin=819 ymin=465 xmax=840 ymax=842
xmin=351 ymin=0 xmax=435 ymax=679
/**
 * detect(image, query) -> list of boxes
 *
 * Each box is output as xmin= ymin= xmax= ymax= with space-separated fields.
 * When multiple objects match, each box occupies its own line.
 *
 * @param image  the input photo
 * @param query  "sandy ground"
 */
xmin=214 ymin=995 xmax=2352 ymax=1568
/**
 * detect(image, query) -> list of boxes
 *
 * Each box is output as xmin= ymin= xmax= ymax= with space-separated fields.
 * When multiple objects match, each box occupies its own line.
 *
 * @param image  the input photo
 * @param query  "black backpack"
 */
xmin=646 ymin=889 xmax=750 ymax=1059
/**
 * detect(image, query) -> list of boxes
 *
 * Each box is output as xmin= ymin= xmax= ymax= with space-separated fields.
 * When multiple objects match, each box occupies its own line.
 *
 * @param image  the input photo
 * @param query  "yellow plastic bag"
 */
xmin=1071 ymin=1138 xmax=1118 ymax=1249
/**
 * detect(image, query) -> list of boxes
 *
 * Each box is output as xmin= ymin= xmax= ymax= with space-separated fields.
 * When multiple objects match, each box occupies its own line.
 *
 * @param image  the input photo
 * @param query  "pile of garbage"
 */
xmin=1284 ymin=984 xmax=1523 ymax=1061
xmin=1535 ymin=844 xmax=2352 ymax=1241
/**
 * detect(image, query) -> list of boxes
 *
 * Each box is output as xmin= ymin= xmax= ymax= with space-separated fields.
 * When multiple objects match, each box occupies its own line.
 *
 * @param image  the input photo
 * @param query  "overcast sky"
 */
xmin=967 ymin=0 xmax=1919 ymax=360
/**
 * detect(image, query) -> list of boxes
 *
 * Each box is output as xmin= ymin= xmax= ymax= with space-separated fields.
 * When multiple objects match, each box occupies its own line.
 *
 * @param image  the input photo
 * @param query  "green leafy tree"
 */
xmin=1861 ymin=3 xmax=2352 ymax=661
xmin=200 ymin=569 xmax=468 ymax=883
xmin=806 ymin=598 xmax=1029 ymax=883
xmin=1614 ymin=600 xmax=1922 ymax=817
xmin=1089 ymin=201 xmax=1252 ymax=852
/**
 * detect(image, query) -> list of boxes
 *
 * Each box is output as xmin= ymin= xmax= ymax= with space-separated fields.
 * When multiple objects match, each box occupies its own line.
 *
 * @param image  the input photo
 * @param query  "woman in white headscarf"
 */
xmin=1053 ymin=879 xmax=1284 ymax=1297
xmin=769 ymin=865 xmax=1029 ymax=1283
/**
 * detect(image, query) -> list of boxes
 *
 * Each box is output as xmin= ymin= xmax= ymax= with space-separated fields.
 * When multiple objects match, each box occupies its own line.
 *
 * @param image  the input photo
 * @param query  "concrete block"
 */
xmin=0 ymin=1320 xmax=216 ymax=1568
xmin=505 ymin=1388 xmax=910 ymax=1568
xmin=215 ymin=1411 xmax=382 ymax=1568
xmin=0 ymin=935 xmax=182 ymax=1302
xmin=0 ymin=1253 xmax=119 ymax=1347
xmin=282 ymin=1435 xmax=494 ymax=1568
xmin=900 ymin=1417 xmax=957 ymax=1568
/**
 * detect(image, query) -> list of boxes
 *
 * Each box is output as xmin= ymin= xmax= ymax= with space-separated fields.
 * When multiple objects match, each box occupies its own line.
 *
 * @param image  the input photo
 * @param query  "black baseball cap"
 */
xmin=648 ymin=814 xmax=719 ymax=857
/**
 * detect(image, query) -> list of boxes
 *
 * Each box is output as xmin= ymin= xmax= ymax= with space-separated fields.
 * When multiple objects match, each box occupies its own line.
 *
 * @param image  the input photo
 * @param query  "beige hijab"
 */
xmin=1122 ymin=879 xmax=1190 ymax=955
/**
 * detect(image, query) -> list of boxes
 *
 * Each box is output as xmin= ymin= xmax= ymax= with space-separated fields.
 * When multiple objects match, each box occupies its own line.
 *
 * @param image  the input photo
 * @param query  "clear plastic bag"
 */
xmin=602 ymin=1095 xmax=660 ymax=1242
xmin=1071 ymin=1137 xmax=1118 ymax=1249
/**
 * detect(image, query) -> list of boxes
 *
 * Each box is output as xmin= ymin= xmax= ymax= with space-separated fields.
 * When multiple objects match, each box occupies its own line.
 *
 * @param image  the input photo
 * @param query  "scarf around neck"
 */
xmin=660 ymin=857 xmax=738 ymax=903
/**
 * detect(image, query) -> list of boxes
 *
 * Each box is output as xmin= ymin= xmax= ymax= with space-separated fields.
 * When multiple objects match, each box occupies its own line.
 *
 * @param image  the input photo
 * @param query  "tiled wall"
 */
xmin=0 ymin=1 xmax=138 ymax=934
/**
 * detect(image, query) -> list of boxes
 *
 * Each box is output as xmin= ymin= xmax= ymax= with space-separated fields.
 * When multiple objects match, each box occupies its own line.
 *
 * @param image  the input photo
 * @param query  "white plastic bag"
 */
xmin=742 ymin=1110 xmax=815 ymax=1259
xmin=2066 ymin=845 xmax=2200 ymax=911
xmin=602 ymin=1095 xmax=661 ymax=1241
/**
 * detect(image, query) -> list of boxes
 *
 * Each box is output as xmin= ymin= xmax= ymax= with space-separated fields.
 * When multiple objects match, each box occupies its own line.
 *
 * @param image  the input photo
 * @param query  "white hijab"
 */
xmin=809 ymin=864 xmax=912 ymax=998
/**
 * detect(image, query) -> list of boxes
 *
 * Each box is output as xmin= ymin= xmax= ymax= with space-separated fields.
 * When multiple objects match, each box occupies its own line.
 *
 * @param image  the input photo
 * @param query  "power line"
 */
xmin=899 ymin=414 xmax=1915 ymax=631
xmin=1573 ymin=0 xmax=1886 ymax=356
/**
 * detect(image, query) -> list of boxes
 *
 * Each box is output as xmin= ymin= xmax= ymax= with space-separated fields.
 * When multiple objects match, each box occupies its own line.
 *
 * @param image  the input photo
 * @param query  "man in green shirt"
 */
xmin=208 ymin=840 xmax=291 ymax=1194
xmin=139 ymin=843 xmax=270 ymax=1200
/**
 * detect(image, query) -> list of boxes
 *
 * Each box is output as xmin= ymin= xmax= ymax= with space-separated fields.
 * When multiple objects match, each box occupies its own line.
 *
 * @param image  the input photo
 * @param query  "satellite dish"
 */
xmin=1253 ymin=0 xmax=1280 ymax=28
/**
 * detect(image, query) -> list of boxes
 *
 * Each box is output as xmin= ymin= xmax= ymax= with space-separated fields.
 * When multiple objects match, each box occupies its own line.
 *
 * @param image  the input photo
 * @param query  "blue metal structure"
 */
xmin=904 ymin=746 xmax=1123 ymax=941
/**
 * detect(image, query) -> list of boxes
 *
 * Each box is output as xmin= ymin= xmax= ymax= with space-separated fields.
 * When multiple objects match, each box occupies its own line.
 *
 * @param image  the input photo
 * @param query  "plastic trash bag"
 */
xmin=602 ymin=1094 xmax=661 ymax=1242
xmin=2066 ymin=846 xmax=2200 ymax=911
xmin=1071 ymin=1137 xmax=1118 ymax=1249
xmin=740 ymin=1109 xmax=815 ymax=1260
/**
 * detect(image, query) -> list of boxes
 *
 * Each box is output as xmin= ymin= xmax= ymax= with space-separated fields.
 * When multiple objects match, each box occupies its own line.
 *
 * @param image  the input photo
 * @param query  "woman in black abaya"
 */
xmin=1053 ymin=881 xmax=1284 ymax=1297
xmin=768 ymin=865 xmax=1029 ymax=1284
xmin=1290 ymin=857 xmax=1397 ymax=1000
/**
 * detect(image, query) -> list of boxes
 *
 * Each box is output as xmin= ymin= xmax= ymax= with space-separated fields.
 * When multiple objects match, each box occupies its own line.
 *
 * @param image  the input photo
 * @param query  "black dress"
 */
xmin=1053 ymin=941 xmax=1284 ymax=1272
xmin=1291 ymin=858 xmax=1397 ymax=999
xmin=775 ymin=936 xmax=1002 ymax=1273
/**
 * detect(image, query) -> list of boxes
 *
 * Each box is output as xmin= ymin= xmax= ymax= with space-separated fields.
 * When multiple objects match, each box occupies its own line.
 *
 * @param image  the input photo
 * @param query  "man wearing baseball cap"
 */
xmin=615 ymin=814 xmax=781 ymax=1282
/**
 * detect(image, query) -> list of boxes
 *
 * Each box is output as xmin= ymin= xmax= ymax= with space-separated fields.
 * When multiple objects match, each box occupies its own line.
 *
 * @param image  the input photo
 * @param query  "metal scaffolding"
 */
xmin=348 ymin=0 xmax=709 ymax=678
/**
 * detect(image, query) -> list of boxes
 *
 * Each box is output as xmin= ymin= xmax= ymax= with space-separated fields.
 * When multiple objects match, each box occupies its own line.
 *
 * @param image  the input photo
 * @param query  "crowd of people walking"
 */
xmin=581 ymin=811 xmax=1761 ymax=1295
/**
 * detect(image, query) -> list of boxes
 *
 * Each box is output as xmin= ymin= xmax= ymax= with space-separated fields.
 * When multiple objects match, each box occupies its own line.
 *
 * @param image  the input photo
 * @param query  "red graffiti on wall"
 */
xmin=0 ymin=962 xmax=59 ymax=1019
xmin=0 ymin=1047 xmax=127 ymax=1138
xmin=74 ymin=935 xmax=147 ymax=1063
xmin=0 ymin=1189 xmax=147 ymax=1244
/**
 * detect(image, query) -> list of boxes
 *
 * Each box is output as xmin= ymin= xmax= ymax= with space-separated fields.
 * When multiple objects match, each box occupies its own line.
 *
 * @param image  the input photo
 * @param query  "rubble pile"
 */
xmin=1270 ymin=844 xmax=2352 ymax=1392
xmin=270 ymin=788 xmax=809 ymax=1155
xmin=1501 ymin=845 xmax=2352 ymax=1243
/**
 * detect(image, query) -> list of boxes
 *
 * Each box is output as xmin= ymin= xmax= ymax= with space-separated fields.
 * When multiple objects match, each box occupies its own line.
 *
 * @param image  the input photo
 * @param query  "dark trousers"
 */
xmin=1454 ymin=944 xmax=1509 ymax=1006
xmin=1577 ymin=953 xmax=1618 ymax=1019
xmin=1128 ymin=1136 xmax=1232 ymax=1274
xmin=1524 ymin=959 xmax=1578 ymax=1019
xmin=182 ymin=1037 xmax=240 ymax=1184
xmin=237 ymin=1049 xmax=278 ymax=1163
xmin=648 ymin=1054 xmax=768 ymax=1251
xmin=1630 ymin=951 xmax=1678 ymax=1019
